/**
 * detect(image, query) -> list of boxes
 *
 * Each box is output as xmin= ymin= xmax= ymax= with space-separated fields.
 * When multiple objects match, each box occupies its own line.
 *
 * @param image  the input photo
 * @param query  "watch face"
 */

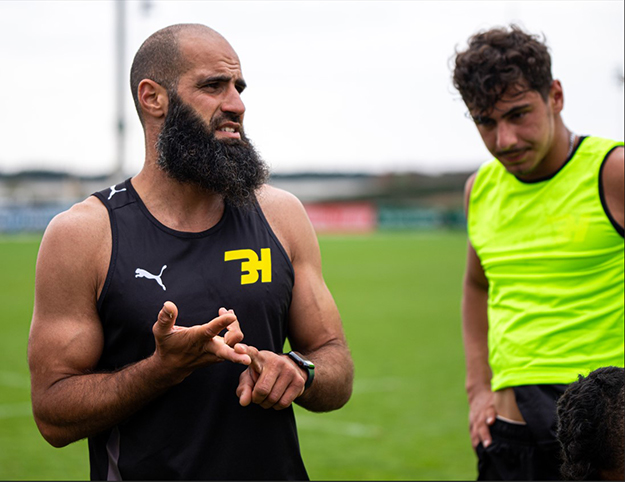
xmin=288 ymin=351 xmax=314 ymax=369
xmin=287 ymin=351 xmax=314 ymax=390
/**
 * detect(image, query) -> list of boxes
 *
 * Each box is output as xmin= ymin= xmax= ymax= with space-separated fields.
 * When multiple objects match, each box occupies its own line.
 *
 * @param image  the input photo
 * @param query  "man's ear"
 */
xmin=138 ymin=79 xmax=169 ymax=119
xmin=549 ymin=79 xmax=564 ymax=114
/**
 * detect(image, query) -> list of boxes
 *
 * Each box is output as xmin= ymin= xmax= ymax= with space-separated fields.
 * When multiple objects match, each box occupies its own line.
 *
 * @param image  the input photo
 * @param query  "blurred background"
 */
xmin=0 ymin=0 xmax=622 ymax=232
xmin=0 ymin=1 xmax=622 ymax=480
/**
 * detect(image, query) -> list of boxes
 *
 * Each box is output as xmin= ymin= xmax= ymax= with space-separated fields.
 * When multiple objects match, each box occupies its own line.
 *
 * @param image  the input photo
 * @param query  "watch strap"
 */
xmin=284 ymin=351 xmax=315 ymax=390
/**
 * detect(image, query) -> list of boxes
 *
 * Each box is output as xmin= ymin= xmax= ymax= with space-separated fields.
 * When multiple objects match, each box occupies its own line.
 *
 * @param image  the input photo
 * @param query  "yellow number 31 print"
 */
xmin=224 ymin=248 xmax=272 ymax=285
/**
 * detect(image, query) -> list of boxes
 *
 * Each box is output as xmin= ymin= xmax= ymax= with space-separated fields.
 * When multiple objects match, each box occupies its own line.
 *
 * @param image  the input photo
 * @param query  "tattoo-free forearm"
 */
xmin=32 ymin=355 xmax=176 ymax=447
xmin=462 ymin=275 xmax=492 ymax=400
xmin=295 ymin=340 xmax=354 ymax=412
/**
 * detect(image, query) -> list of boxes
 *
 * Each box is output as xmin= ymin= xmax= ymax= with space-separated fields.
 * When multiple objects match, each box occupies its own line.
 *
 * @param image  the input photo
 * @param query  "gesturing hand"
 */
xmin=236 ymin=346 xmax=307 ymax=410
xmin=152 ymin=301 xmax=251 ymax=383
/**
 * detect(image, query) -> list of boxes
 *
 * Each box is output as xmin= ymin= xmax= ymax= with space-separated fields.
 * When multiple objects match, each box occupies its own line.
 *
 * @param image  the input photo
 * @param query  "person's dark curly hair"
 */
xmin=452 ymin=25 xmax=553 ymax=114
xmin=557 ymin=366 xmax=625 ymax=480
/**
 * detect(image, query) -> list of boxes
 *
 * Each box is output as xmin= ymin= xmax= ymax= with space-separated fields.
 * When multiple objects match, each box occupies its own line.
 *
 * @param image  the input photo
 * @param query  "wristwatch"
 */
xmin=284 ymin=351 xmax=315 ymax=390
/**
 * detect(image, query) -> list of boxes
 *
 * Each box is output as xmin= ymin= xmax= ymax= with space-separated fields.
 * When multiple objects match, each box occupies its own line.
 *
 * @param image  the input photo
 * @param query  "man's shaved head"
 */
xmin=129 ymin=23 xmax=225 ymax=122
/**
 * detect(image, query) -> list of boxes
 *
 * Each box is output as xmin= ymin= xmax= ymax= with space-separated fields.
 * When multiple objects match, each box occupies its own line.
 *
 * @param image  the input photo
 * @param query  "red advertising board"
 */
xmin=303 ymin=202 xmax=377 ymax=233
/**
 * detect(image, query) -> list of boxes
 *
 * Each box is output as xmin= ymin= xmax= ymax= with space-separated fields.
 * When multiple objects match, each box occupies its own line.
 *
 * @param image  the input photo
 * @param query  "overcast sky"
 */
xmin=1 ymin=1 xmax=623 ymax=177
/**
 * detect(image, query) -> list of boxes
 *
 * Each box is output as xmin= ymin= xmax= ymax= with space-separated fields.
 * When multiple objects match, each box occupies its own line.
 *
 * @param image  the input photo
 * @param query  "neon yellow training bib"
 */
xmin=468 ymin=136 xmax=624 ymax=391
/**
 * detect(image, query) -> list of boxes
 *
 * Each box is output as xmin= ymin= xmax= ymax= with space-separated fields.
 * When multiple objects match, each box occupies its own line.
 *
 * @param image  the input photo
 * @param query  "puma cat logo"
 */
xmin=108 ymin=185 xmax=127 ymax=200
xmin=135 ymin=265 xmax=167 ymax=291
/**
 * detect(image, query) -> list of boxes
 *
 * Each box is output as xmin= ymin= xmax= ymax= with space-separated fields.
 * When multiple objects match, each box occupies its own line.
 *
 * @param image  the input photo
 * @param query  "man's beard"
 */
xmin=156 ymin=93 xmax=269 ymax=208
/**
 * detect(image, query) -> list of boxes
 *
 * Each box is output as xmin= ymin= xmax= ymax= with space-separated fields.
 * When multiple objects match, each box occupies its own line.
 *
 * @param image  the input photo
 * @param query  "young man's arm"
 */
xmin=601 ymin=146 xmax=624 ymax=230
xmin=461 ymin=173 xmax=496 ymax=449
xmin=236 ymin=186 xmax=354 ymax=412
xmin=28 ymin=198 xmax=250 ymax=447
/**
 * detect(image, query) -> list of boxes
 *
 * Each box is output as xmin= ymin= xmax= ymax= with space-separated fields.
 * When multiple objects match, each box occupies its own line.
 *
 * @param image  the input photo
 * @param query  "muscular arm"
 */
xmin=236 ymin=186 xmax=354 ymax=412
xmin=28 ymin=198 xmax=250 ymax=447
xmin=461 ymin=173 xmax=496 ymax=448
xmin=601 ymin=146 xmax=624 ymax=231
xmin=281 ymin=192 xmax=354 ymax=412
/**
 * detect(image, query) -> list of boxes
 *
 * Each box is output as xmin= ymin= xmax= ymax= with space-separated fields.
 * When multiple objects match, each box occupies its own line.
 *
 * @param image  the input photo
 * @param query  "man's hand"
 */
xmin=236 ymin=346 xmax=306 ymax=410
xmin=468 ymin=388 xmax=496 ymax=449
xmin=152 ymin=301 xmax=251 ymax=382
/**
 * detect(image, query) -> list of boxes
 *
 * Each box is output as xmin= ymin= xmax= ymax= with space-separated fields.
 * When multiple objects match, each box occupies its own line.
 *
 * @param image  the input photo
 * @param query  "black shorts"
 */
xmin=475 ymin=384 xmax=568 ymax=481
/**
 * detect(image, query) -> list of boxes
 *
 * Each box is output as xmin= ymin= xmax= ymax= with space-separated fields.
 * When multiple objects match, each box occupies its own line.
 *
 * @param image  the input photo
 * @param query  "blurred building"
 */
xmin=0 ymin=170 xmax=470 ymax=234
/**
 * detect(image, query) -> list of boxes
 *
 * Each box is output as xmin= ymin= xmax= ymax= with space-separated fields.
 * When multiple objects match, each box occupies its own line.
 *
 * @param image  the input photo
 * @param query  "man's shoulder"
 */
xmin=51 ymin=196 xmax=108 ymax=228
xmin=468 ymin=159 xmax=502 ymax=189
xmin=44 ymin=196 xmax=110 ymax=251
xmin=255 ymin=184 xmax=313 ymax=261
xmin=256 ymin=184 xmax=307 ymax=219
xmin=577 ymin=136 xmax=624 ymax=160
xmin=463 ymin=171 xmax=479 ymax=214
xmin=36 ymin=195 xmax=112 ymax=296
xmin=257 ymin=184 xmax=301 ymax=205
xmin=464 ymin=160 xmax=501 ymax=207
xmin=582 ymin=135 xmax=623 ymax=147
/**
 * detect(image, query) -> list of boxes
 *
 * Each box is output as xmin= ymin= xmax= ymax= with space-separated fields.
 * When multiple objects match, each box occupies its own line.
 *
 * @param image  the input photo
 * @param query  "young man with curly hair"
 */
xmin=453 ymin=25 xmax=624 ymax=480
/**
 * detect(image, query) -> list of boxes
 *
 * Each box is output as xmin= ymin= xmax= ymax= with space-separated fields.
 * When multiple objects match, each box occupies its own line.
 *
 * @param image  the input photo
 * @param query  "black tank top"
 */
xmin=88 ymin=179 xmax=308 ymax=481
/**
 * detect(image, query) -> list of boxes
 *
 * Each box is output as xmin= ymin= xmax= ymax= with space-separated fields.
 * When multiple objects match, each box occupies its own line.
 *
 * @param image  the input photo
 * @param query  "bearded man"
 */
xmin=28 ymin=24 xmax=354 ymax=481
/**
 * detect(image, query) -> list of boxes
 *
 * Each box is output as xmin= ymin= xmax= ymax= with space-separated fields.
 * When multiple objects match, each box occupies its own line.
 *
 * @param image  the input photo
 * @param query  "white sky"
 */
xmin=0 ymin=1 xmax=623 ymax=176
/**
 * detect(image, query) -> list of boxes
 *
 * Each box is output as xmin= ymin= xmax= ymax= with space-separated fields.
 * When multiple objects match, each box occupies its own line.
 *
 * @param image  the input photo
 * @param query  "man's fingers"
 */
xmin=204 ymin=312 xmax=238 ymax=338
xmin=478 ymin=421 xmax=493 ymax=448
xmin=216 ymin=308 xmax=245 ymax=347
xmin=212 ymin=341 xmax=251 ymax=366
xmin=480 ymin=407 xmax=496 ymax=447
xmin=485 ymin=406 xmax=496 ymax=426
xmin=258 ymin=372 xmax=290 ymax=409
xmin=260 ymin=368 xmax=305 ymax=410
xmin=224 ymin=320 xmax=244 ymax=347
xmin=251 ymin=360 xmax=284 ymax=407
xmin=243 ymin=345 xmax=263 ymax=374
xmin=233 ymin=344 xmax=262 ymax=372
xmin=153 ymin=301 xmax=178 ymax=336
xmin=235 ymin=350 xmax=305 ymax=410
xmin=237 ymin=369 xmax=254 ymax=406
xmin=274 ymin=383 xmax=304 ymax=410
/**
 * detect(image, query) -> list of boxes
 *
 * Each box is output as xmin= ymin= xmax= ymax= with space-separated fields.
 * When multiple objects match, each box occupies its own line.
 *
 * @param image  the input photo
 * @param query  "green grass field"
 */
xmin=0 ymin=231 xmax=475 ymax=480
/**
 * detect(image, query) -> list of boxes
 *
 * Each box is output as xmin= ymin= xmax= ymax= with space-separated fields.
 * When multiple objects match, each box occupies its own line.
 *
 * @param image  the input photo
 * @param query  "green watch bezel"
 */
xmin=284 ymin=351 xmax=315 ymax=390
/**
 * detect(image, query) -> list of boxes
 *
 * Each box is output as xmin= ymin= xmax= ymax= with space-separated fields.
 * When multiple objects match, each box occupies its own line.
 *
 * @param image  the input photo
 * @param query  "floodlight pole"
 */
xmin=114 ymin=0 xmax=126 ymax=182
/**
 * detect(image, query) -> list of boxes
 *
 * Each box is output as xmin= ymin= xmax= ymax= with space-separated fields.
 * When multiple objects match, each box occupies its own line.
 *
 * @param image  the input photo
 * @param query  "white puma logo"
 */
xmin=135 ymin=265 xmax=167 ymax=291
xmin=108 ymin=185 xmax=127 ymax=200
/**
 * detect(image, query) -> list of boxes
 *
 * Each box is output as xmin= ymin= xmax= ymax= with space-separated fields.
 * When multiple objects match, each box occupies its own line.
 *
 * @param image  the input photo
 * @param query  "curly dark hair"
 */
xmin=557 ymin=366 xmax=625 ymax=480
xmin=452 ymin=25 xmax=553 ymax=114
